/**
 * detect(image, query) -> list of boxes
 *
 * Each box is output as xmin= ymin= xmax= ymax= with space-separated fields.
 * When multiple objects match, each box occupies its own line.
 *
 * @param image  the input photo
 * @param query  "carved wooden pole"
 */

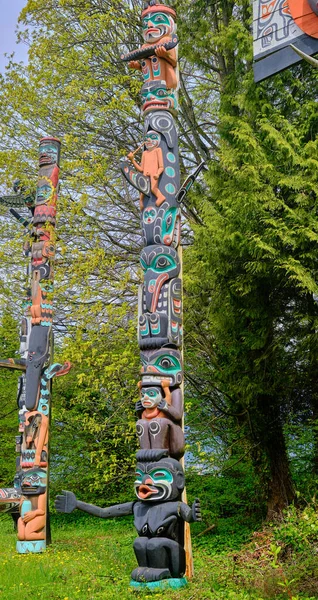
xmin=122 ymin=0 xmax=195 ymax=586
xmin=0 ymin=138 xmax=70 ymax=552
xmin=55 ymin=3 xmax=203 ymax=587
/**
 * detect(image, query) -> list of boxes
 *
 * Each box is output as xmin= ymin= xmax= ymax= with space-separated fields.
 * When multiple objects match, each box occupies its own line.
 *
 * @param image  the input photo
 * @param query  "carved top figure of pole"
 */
xmin=126 ymin=1 xmax=178 ymax=110
xmin=39 ymin=137 xmax=61 ymax=168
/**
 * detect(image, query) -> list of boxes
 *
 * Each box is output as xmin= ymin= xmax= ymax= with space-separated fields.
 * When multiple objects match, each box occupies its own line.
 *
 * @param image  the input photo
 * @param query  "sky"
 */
xmin=0 ymin=1 xmax=28 ymax=73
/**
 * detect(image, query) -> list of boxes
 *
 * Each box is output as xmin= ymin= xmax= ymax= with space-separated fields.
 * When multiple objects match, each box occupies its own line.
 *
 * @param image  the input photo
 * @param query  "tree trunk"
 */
xmin=253 ymin=395 xmax=295 ymax=519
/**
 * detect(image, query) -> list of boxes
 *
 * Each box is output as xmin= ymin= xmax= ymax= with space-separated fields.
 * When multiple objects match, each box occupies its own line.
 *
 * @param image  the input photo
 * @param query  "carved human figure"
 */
xmin=136 ymin=379 xmax=184 ymax=459
xmin=17 ymin=468 xmax=47 ymax=541
xmin=55 ymin=450 xmax=201 ymax=583
xmin=128 ymin=131 xmax=165 ymax=209
xmin=21 ymin=412 xmax=49 ymax=468
xmin=129 ymin=4 xmax=178 ymax=90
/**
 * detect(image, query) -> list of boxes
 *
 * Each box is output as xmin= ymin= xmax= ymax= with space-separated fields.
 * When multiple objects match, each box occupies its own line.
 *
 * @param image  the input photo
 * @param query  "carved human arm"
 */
xmin=128 ymin=60 xmax=142 ymax=70
xmin=22 ymin=493 xmax=46 ymax=523
xmin=55 ymin=490 xmax=134 ymax=519
xmin=158 ymin=385 xmax=183 ymax=421
xmin=178 ymin=499 xmax=202 ymax=523
xmin=155 ymin=46 xmax=177 ymax=67
xmin=127 ymin=152 xmax=144 ymax=173
xmin=154 ymin=148 xmax=164 ymax=179
xmin=34 ymin=414 xmax=49 ymax=466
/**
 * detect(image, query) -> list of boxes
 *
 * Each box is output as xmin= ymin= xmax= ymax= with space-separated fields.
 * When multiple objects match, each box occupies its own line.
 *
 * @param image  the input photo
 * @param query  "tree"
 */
xmin=179 ymin=0 xmax=318 ymax=515
xmin=0 ymin=308 xmax=20 ymax=487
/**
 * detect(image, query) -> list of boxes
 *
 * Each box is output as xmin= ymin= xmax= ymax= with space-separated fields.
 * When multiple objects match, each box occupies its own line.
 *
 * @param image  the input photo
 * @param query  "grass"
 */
xmin=0 ymin=509 xmax=317 ymax=600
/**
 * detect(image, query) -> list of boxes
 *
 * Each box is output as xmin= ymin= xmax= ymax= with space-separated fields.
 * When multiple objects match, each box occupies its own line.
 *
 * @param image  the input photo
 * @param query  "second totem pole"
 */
xmin=56 ymin=0 xmax=201 ymax=589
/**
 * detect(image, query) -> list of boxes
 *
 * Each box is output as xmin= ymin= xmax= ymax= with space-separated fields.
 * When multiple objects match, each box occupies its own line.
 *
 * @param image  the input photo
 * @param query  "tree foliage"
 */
xmin=0 ymin=309 xmax=19 ymax=487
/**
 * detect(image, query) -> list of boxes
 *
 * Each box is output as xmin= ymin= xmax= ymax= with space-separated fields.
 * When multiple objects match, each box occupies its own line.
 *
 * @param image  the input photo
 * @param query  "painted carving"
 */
xmin=140 ymin=347 xmax=183 ymax=387
xmin=138 ymin=245 xmax=182 ymax=348
xmin=17 ymin=468 xmax=47 ymax=547
xmin=253 ymin=0 xmax=318 ymax=80
xmin=141 ymin=80 xmax=178 ymax=115
xmin=136 ymin=380 xmax=184 ymax=459
xmin=55 ymin=1 xmax=206 ymax=587
xmin=0 ymin=137 xmax=70 ymax=553
xmin=55 ymin=450 xmax=201 ymax=583
xmin=128 ymin=131 xmax=165 ymax=209
xmin=128 ymin=3 xmax=178 ymax=90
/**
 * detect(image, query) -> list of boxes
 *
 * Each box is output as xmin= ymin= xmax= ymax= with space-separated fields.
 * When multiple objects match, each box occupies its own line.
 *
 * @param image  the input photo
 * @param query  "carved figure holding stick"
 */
xmin=128 ymin=131 xmax=165 ymax=210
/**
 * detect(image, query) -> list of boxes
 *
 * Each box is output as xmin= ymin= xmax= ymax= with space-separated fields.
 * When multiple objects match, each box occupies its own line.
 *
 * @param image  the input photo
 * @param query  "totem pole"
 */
xmin=0 ymin=138 xmax=71 ymax=552
xmin=56 ymin=1 xmax=203 ymax=590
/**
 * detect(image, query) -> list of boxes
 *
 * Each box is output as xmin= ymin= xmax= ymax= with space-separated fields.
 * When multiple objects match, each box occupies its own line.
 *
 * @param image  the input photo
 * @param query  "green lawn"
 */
xmin=0 ymin=511 xmax=317 ymax=600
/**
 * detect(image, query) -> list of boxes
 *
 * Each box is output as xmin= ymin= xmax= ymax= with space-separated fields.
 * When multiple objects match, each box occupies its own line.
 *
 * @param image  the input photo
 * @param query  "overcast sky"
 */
xmin=0 ymin=1 xmax=28 ymax=73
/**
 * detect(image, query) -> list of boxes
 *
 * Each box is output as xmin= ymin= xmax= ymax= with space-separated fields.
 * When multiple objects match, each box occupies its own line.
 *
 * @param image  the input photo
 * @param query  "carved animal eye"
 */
xmin=157 ymin=90 xmax=165 ymax=97
xmin=160 ymin=358 xmax=173 ymax=369
xmin=157 ymin=257 xmax=167 ymax=267
xmin=166 ymin=215 xmax=172 ymax=227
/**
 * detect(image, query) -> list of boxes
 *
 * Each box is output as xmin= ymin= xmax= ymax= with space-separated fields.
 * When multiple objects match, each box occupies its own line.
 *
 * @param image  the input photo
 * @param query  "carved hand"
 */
xmin=127 ymin=152 xmax=134 ymax=161
xmin=55 ymin=490 xmax=77 ymax=514
xmin=128 ymin=60 xmax=141 ymax=70
xmin=135 ymin=400 xmax=143 ymax=413
xmin=192 ymin=498 xmax=202 ymax=522
xmin=155 ymin=46 xmax=169 ymax=58
xmin=157 ymin=399 xmax=169 ymax=411
xmin=161 ymin=379 xmax=170 ymax=389
xmin=22 ymin=511 xmax=35 ymax=523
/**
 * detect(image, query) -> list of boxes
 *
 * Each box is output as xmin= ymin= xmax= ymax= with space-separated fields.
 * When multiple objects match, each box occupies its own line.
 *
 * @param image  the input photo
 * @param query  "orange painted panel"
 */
xmin=289 ymin=0 xmax=318 ymax=37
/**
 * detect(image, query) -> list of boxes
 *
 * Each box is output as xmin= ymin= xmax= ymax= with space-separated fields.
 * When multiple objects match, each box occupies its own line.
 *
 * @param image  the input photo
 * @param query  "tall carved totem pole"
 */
xmin=55 ymin=0 xmax=201 ymax=590
xmin=0 ymin=138 xmax=70 ymax=552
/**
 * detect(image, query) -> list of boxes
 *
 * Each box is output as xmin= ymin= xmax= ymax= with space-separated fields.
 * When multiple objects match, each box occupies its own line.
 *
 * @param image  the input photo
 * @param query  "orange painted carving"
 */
xmin=288 ymin=0 xmax=318 ymax=37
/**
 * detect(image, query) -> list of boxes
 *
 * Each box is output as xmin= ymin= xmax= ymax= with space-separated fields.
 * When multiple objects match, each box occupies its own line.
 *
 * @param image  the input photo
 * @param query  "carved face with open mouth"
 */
xmin=141 ymin=81 xmax=178 ymax=115
xmin=134 ymin=453 xmax=185 ymax=502
xmin=142 ymin=12 xmax=174 ymax=43
xmin=134 ymin=466 xmax=173 ymax=501
xmin=20 ymin=468 xmax=47 ymax=496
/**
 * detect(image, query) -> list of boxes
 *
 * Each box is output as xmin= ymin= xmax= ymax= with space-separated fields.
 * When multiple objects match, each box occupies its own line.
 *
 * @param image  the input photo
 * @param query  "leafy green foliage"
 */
xmin=0 ymin=309 xmax=19 ymax=487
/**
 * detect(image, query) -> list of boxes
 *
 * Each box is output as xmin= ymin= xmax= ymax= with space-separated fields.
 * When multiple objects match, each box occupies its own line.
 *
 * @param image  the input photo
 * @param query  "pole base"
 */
xmin=130 ymin=577 xmax=187 ymax=591
xmin=16 ymin=540 xmax=46 ymax=553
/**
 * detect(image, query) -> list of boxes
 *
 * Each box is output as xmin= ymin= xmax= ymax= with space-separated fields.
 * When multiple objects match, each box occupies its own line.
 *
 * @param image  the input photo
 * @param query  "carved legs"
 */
xmin=132 ymin=536 xmax=186 ymax=581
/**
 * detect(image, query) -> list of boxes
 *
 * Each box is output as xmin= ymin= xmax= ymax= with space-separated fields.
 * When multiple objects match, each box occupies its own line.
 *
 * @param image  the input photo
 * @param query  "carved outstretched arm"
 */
xmin=55 ymin=490 xmax=134 ymax=519
xmin=179 ymin=499 xmax=202 ymax=523
xmin=0 ymin=358 xmax=26 ymax=371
